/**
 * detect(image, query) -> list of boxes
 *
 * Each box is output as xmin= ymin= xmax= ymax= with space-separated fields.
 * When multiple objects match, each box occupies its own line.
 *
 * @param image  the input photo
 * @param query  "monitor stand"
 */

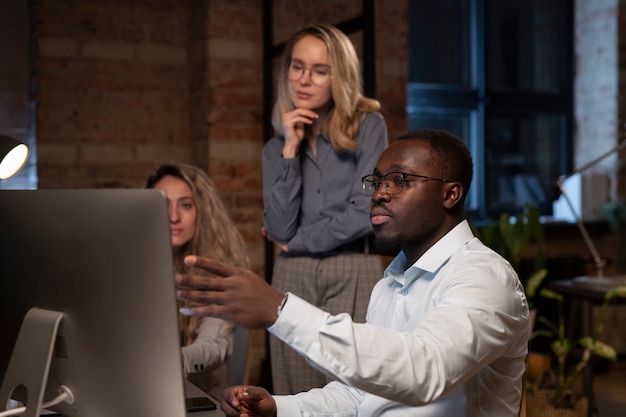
xmin=0 ymin=307 xmax=64 ymax=417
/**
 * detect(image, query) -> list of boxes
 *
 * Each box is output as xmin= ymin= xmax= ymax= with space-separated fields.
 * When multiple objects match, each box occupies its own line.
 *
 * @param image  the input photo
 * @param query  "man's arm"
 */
xmin=175 ymin=254 xmax=527 ymax=407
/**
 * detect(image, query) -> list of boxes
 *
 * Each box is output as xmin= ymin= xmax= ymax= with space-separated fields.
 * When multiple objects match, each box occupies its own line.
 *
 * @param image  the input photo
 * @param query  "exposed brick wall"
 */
xmin=35 ymin=0 xmax=194 ymax=189
xmin=374 ymin=0 xmax=408 ymax=139
xmin=202 ymin=0 xmax=265 ymax=269
xmin=575 ymin=0 xmax=619 ymax=179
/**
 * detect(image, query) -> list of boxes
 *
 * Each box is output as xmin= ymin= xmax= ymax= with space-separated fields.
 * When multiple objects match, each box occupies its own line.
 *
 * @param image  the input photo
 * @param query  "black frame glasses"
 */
xmin=361 ymin=171 xmax=451 ymax=195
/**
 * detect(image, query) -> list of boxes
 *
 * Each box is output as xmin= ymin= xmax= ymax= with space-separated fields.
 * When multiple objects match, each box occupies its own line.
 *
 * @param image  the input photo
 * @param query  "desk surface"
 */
xmin=34 ymin=380 xmax=226 ymax=417
xmin=185 ymin=396 xmax=224 ymax=417
xmin=549 ymin=276 xmax=626 ymax=302
xmin=185 ymin=380 xmax=225 ymax=417
xmin=188 ymin=407 xmax=224 ymax=417
xmin=547 ymin=276 xmax=626 ymax=417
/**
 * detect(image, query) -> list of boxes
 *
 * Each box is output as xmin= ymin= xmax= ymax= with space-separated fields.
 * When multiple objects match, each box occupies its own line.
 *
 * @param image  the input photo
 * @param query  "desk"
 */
xmin=187 ymin=403 xmax=224 ymax=417
xmin=32 ymin=380 xmax=226 ymax=417
xmin=185 ymin=379 xmax=225 ymax=417
xmin=548 ymin=277 xmax=626 ymax=417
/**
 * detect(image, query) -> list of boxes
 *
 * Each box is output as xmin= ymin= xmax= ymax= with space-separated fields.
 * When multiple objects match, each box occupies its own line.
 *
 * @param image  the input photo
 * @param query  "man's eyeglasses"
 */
xmin=361 ymin=172 xmax=451 ymax=196
xmin=287 ymin=61 xmax=331 ymax=86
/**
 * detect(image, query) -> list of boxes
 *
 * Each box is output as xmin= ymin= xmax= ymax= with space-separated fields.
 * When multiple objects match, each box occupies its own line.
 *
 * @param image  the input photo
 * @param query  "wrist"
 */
xmin=275 ymin=293 xmax=289 ymax=321
xmin=281 ymin=142 xmax=299 ymax=158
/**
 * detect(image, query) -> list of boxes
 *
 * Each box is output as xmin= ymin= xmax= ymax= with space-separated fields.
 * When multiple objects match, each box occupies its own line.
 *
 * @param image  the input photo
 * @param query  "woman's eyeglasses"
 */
xmin=288 ymin=61 xmax=331 ymax=86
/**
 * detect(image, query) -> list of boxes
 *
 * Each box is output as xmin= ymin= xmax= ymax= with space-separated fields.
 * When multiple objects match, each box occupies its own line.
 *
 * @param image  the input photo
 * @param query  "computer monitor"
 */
xmin=0 ymin=189 xmax=188 ymax=417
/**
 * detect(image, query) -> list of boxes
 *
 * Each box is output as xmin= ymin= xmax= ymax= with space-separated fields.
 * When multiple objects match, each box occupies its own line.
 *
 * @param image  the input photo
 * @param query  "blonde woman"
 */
xmin=145 ymin=162 xmax=249 ymax=398
xmin=262 ymin=24 xmax=388 ymax=394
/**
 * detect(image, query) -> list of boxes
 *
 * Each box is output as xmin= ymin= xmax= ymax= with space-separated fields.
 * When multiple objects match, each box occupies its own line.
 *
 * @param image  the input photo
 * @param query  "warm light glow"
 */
xmin=0 ymin=143 xmax=30 ymax=180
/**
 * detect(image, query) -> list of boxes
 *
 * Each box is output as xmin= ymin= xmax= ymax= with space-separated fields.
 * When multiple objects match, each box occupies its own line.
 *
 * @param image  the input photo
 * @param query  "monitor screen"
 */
xmin=0 ymin=189 xmax=188 ymax=417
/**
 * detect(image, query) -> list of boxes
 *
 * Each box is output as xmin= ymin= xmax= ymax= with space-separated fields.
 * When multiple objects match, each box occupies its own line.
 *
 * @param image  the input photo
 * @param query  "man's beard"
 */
xmin=372 ymin=225 xmax=403 ymax=255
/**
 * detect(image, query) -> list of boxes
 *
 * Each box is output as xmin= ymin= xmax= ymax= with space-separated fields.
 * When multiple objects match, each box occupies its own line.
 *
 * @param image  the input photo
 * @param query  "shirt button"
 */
xmin=401 ymin=289 xmax=408 ymax=295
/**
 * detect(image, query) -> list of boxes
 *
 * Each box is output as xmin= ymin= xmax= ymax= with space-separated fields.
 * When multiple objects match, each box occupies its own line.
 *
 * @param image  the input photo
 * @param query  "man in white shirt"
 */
xmin=176 ymin=128 xmax=529 ymax=417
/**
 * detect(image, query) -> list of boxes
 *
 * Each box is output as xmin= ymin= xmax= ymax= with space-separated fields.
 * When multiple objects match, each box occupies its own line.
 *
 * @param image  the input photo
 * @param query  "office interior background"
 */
xmin=1 ymin=0 xmax=625 ymax=382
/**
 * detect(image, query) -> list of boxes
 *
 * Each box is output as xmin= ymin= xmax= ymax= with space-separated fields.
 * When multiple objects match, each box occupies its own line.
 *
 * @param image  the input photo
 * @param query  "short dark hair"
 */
xmin=397 ymin=129 xmax=473 ymax=205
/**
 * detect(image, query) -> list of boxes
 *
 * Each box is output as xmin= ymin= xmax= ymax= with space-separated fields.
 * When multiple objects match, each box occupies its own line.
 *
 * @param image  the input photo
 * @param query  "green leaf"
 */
xmin=526 ymin=268 xmax=548 ymax=298
xmin=540 ymin=288 xmax=563 ymax=301
xmin=536 ymin=316 xmax=558 ymax=335
xmin=551 ymin=339 xmax=572 ymax=357
xmin=580 ymin=338 xmax=618 ymax=361
xmin=606 ymin=285 xmax=626 ymax=301
xmin=531 ymin=328 xmax=554 ymax=339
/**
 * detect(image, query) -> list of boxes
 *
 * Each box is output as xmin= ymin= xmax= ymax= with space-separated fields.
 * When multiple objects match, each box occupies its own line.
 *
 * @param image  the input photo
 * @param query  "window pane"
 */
xmin=408 ymin=113 xmax=470 ymax=141
xmin=408 ymin=0 xmax=471 ymax=85
xmin=486 ymin=0 xmax=568 ymax=93
xmin=485 ymin=114 xmax=565 ymax=217
xmin=406 ymin=0 xmax=572 ymax=220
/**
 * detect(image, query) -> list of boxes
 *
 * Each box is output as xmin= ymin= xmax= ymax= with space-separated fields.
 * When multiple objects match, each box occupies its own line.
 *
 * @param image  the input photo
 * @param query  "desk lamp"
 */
xmin=0 ymin=134 xmax=30 ymax=180
xmin=556 ymin=139 xmax=626 ymax=287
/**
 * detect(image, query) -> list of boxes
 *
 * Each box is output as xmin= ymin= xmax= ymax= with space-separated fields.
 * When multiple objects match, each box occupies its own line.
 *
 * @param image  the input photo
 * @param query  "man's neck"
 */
xmin=402 ymin=218 xmax=465 ymax=266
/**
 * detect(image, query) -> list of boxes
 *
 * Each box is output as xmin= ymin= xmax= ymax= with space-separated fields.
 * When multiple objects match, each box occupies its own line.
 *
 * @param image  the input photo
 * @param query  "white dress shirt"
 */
xmin=269 ymin=220 xmax=529 ymax=416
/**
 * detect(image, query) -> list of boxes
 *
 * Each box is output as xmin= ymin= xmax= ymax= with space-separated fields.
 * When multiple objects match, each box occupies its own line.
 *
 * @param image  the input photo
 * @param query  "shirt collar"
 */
xmin=384 ymin=220 xmax=475 ymax=286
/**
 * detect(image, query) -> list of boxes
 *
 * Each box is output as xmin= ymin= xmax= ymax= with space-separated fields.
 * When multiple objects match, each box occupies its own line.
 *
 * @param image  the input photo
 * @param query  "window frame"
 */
xmin=407 ymin=0 xmax=573 ymax=221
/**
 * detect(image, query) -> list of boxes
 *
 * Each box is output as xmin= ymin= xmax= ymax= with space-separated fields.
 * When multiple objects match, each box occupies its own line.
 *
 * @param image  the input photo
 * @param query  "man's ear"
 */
xmin=442 ymin=182 xmax=464 ymax=209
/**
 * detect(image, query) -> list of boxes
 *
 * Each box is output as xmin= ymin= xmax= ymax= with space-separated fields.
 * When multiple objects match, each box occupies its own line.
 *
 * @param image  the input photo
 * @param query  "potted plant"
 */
xmin=530 ymin=285 xmax=626 ymax=412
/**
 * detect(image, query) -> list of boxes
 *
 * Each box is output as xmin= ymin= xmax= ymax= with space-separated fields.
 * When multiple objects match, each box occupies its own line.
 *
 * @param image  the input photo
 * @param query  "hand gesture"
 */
xmin=261 ymin=226 xmax=288 ymax=252
xmin=175 ymin=256 xmax=285 ymax=328
xmin=221 ymin=385 xmax=276 ymax=417
xmin=281 ymin=108 xmax=318 ymax=158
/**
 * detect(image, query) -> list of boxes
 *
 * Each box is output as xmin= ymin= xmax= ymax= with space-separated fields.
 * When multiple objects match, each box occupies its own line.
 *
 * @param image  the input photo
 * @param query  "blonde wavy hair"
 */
xmin=271 ymin=23 xmax=381 ymax=152
xmin=145 ymin=162 xmax=250 ymax=345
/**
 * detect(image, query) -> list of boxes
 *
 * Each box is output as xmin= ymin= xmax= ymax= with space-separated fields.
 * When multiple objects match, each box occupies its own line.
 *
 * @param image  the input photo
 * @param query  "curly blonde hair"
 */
xmin=145 ymin=162 xmax=250 ymax=345
xmin=271 ymin=23 xmax=381 ymax=152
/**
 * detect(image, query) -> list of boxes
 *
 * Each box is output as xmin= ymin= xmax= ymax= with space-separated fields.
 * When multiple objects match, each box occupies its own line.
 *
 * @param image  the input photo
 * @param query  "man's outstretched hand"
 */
xmin=221 ymin=385 xmax=276 ymax=417
xmin=175 ymin=256 xmax=285 ymax=329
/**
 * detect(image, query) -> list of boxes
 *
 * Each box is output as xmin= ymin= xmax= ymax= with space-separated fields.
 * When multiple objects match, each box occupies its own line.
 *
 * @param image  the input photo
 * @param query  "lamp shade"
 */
xmin=0 ymin=134 xmax=30 ymax=180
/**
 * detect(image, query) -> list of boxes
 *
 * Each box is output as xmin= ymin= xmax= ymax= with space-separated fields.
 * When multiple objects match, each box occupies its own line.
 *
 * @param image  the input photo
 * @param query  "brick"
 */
xmin=39 ymin=37 xmax=80 ymax=58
